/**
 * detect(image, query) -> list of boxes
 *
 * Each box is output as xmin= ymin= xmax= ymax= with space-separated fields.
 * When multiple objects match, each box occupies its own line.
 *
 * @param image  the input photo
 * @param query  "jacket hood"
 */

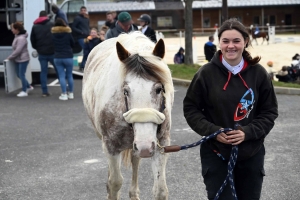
xmin=34 ymin=16 xmax=49 ymax=24
xmin=51 ymin=26 xmax=72 ymax=34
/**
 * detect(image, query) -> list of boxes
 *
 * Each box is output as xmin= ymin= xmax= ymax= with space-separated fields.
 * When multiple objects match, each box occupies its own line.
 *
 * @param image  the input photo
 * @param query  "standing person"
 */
xmin=266 ymin=61 xmax=275 ymax=80
xmin=105 ymin=11 xmax=138 ymax=40
xmin=183 ymin=18 xmax=278 ymax=200
xmin=105 ymin=11 xmax=117 ymax=29
xmin=7 ymin=22 xmax=33 ymax=97
xmin=51 ymin=4 xmax=68 ymax=25
xmin=137 ymin=14 xmax=157 ymax=43
xmin=80 ymin=27 xmax=103 ymax=71
xmin=51 ymin=18 xmax=75 ymax=100
xmin=204 ymin=35 xmax=217 ymax=62
xmin=173 ymin=47 xmax=185 ymax=64
xmin=30 ymin=10 xmax=56 ymax=97
xmin=72 ymin=6 xmax=90 ymax=50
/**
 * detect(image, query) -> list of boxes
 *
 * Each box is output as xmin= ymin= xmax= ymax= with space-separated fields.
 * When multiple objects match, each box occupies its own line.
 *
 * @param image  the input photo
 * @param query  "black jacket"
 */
xmin=143 ymin=26 xmax=157 ymax=43
xmin=183 ymin=51 xmax=278 ymax=161
xmin=51 ymin=26 xmax=74 ymax=58
xmin=204 ymin=41 xmax=217 ymax=61
xmin=30 ymin=17 xmax=54 ymax=55
xmin=83 ymin=37 xmax=101 ymax=61
xmin=105 ymin=22 xmax=138 ymax=39
xmin=72 ymin=14 xmax=90 ymax=39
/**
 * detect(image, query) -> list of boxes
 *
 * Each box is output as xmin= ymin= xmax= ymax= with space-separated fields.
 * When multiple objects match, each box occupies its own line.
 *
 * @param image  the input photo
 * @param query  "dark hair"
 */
xmin=12 ymin=22 xmax=24 ymax=32
xmin=80 ymin=6 xmax=86 ymax=10
xmin=282 ymin=66 xmax=288 ymax=71
xmin=51 ymin=4 xmax=58 ymax=12
xmin=39 ymin=10 xmax=47 ymax=17
xmin=209 ymin=36 xmax=214 ymax=41
xmin=218 ymin=18 xmax=261 ymax=65
xmin=54 ymin=18 xmax=67 ymax=27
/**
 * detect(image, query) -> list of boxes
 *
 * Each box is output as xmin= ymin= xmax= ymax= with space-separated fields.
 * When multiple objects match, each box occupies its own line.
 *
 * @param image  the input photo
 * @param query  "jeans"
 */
xmin=15 ymin=61 xmax=30 ymax=92
xmin=38 ymin=54 xmax=56 ymax=94
xmin=200 ymin=142 xmax=265 ymax=200
xmin=54 ymin=58 xmax=73 ymax=94
xmin=78 ymin=38 xmax=85 ymax=49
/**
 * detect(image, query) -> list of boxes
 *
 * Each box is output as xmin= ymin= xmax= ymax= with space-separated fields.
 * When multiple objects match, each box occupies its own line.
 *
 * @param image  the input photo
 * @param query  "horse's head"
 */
xmin=116 ymin=39 xmax=169 ymax=158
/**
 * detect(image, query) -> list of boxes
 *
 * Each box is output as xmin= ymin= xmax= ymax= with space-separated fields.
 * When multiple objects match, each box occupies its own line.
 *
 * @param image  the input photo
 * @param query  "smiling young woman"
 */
xmin=183 ymin=18 xmax=278 ymax=200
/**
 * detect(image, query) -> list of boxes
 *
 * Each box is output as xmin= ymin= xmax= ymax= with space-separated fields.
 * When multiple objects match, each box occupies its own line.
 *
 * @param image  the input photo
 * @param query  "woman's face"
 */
xmin=219 ymin=29 xmax=248 ymax=66
xmin=139 ymin=21 xmax=146 ymax=27
xmin=90 ymin=30 xmax=98 ymax=38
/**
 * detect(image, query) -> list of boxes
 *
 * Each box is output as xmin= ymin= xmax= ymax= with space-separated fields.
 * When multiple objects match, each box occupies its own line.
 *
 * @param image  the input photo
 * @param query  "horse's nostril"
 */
xmin=133 ymin=143 xmax=138 ymax=151
xmin=151 ymin=141 xmax=155 ymax=151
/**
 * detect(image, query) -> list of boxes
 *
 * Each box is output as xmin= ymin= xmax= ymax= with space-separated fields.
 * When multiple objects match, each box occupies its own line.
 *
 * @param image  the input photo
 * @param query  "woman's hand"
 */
xmin=216 ymin=129 xmax=245 ymax=145
xmin=225 ymin=129 xmax=245 ymax=145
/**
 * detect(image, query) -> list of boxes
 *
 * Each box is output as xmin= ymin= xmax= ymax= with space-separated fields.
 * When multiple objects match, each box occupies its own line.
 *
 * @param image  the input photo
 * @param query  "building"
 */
xmin=65 ymin=0 xmax=300 ymax=32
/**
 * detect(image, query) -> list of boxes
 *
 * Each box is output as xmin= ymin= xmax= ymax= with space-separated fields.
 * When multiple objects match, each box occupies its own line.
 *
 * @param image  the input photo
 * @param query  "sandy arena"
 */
xmin=162 ymin=34 xmax=300 ymax=73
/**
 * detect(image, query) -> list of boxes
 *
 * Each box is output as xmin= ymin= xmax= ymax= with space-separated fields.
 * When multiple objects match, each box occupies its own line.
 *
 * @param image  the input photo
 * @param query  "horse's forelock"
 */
xmin=123 ymin=54 xmax=167 ymax=84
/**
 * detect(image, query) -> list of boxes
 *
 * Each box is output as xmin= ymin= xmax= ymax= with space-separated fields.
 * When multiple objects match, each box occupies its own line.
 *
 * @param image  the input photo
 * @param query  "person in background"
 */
xmin=137 ymin=14 xmax=157 ymax=43
xmin=72 ymin=6 xmax=90 ymax=49
xmin=51 ymin=18 xmax=74 ymax=101
xmin=266 ymin=61 xmax=275 ymax=80
xmin=183 ymin=18 xmax=278 ymax=200
xmin=105 ymin=11 xmax=117 ymax=29
xmin=51 ymin=4 xmax=68 ymax=25
xmin=276 ymin=66 xmax=291 ymax=82
xmin=105 ymin=11 xmax=138 ymax=39
xmin=7 ymin=22 xmax=33 ymax=97
xmin=204 ymin=35 xmax=217 ymax=62
xmin=173 ymin=47 xmax=185 ymax=64
xmin=30 ymin=10 xmax=56 ymax=97
xmin=80 ymin=27 xmax=106 ymax=71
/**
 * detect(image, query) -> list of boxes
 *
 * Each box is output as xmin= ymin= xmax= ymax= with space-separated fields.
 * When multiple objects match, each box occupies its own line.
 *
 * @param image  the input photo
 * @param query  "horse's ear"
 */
xmin=152 ymin=39 xmax=165 ymax=59
xmin=116 ymin=42 xmax=130 ymax=62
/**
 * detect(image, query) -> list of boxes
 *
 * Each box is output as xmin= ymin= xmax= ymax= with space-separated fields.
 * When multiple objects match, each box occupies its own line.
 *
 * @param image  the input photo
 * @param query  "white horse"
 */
xmin=82 ymin=32 xmax=174 ymax=200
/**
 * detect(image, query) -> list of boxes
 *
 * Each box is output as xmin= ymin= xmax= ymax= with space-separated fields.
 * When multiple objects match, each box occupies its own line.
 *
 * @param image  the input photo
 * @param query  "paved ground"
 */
xmin=0 ymin=78 xmax=300 ymax=200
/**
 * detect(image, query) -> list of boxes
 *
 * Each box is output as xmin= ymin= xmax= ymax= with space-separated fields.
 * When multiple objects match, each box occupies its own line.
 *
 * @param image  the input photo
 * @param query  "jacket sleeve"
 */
xmin=242 ymin=71 xmax=278 ymax=141
xmin=183 ymin=71 xmax=222 ymax=136
xmin=7 ymin=38 xmax=25 ymax=60
xmin=72 ymin=17 xmax=82 ymax=35
xmin=150 ymin=29 xmax=157 ymax=43
xmin=30 ymin=27 xmax=36 ymax=49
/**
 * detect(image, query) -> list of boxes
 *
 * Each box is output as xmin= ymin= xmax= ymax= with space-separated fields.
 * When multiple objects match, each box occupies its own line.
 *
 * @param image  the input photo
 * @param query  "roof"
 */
xmin=154 ymin=1 xmax=184 ymax=10
xmin=86 ymin=1 xmax=155 ymax=12
xmin=192 ymin=0 xmax=300 ymax=8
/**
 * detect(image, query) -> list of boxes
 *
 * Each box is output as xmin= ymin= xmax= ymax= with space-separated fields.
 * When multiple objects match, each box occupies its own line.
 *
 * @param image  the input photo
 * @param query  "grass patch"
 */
xmin=168 ymin=64 xmax=201 ymax=80
xmin=168 ymin=64 xmax=300 ymax=89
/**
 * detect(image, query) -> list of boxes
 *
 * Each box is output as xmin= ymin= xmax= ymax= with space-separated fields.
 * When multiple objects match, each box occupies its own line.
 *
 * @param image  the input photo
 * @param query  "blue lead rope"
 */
xmin=177 ymin=128 xmax=238 ymax=200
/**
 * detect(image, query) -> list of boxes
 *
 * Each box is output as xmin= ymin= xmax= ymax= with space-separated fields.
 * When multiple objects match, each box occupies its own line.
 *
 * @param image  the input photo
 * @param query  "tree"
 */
xmin=184 ymin=0 xmax=194 ymax=64
xmin=221 ymin=0 xmax=228 ymax=24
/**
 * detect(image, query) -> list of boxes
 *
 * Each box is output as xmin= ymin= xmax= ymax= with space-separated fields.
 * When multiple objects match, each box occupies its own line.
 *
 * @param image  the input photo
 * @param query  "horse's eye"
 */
xmin=124 ymin=90 xmax=128 ymax=96
xmin=156 ymin=88 xmax=162 ymax=94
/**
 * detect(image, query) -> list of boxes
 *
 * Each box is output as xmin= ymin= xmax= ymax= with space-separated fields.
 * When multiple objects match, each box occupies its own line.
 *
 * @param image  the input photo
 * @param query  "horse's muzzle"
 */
xmin=134 ymin=141 xmax=155 ymax=158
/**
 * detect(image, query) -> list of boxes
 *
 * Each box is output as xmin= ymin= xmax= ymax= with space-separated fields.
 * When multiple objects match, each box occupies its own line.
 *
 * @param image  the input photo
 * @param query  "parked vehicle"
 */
xmin=0 ymin=0 xmax=86 ymax=92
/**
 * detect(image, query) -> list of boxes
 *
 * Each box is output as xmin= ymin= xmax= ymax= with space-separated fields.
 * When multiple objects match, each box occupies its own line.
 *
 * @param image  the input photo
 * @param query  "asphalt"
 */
xmin=0 ymin=76 xmax=300 ymax=200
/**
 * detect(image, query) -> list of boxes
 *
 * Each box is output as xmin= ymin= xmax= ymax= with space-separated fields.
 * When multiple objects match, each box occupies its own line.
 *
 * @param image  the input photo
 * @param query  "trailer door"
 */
xmin=4 ymin=59 xmax=32 ymax=93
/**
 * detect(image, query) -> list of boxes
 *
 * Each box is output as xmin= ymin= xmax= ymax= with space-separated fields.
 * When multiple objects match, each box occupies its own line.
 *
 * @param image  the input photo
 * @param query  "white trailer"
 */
xmin=0 ymin=0 xmax=86 ymax=93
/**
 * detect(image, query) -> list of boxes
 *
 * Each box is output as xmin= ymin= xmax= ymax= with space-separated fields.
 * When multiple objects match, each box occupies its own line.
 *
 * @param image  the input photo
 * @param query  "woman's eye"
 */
xmin=156 ymin=88 xmax=162 ymax=94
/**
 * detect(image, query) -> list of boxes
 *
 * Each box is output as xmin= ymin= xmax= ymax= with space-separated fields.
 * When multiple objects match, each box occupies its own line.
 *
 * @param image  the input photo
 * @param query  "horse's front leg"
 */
xmin=151 ymin=150 xmax=169 ymax=200
xmin=106 ymin=153 xmax=123 ymax=200
xmin=129 ymin=154 xmax=141 ymax=200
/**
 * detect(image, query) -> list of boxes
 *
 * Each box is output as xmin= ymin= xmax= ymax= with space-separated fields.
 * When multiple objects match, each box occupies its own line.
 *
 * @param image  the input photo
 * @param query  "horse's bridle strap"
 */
xmin=123 ymin=108 xmax=165 ymax=124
